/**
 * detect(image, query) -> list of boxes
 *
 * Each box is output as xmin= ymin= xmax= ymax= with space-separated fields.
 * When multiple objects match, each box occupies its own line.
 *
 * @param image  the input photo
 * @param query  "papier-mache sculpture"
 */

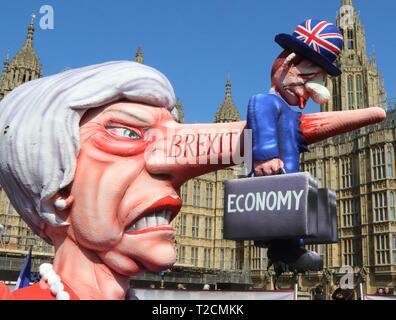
xmin=0 ymin=61 xmax=247 ymax=300
xmin=244 ymin=19 xmax=386 ymax=274
xmin=0 ymin=19 xmax=386 ymax=300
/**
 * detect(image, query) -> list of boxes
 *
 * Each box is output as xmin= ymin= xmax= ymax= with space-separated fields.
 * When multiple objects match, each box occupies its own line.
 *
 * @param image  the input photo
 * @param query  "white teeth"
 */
xmin=157 ymin=211 xmax=165 ymax=219
xmin=147 ymin=216 xmax=156 ymax=228
xmin=134 ymin=218 xmax=146 ymax=231
xmin=126 ymin=210 xmax=172 ymax=232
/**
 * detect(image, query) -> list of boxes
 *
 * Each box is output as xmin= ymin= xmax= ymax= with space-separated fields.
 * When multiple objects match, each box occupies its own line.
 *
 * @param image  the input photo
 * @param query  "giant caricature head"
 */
xmin=271 ymin=19 xmax=344 ymax=110
xmin=271 ymin=51 xmax=331 ymax=110
xmin=0 ymin=61 xmax=245 ymax=278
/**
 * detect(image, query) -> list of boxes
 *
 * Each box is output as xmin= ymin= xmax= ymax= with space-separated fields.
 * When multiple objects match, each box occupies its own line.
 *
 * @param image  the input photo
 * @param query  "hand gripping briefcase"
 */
xmin=223 ymin=172 xmax=319 ymax=241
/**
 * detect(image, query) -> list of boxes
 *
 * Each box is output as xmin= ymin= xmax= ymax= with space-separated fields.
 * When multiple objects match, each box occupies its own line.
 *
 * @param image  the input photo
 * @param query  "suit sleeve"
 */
xmin=247 ymin=94 xmax=281 ymax=162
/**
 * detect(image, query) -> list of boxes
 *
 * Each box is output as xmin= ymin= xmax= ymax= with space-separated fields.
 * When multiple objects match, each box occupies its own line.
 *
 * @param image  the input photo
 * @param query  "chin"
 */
xmin=284 ymin=96 xmax=299 ymax=106
xmin=102 ymin=241 xmax=177 ymax=276
xmin=280 ymin=90 xmax=299 ymax=106
xmin=139 ymin=242 xmax=177 ymax=272
xmin=99 ymin=251 xmax=145 ymax=277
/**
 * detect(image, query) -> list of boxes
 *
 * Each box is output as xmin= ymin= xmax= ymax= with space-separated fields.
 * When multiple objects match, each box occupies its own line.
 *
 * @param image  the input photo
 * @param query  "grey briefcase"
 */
xmin=223 ymin=172 xmax=318 ymax=241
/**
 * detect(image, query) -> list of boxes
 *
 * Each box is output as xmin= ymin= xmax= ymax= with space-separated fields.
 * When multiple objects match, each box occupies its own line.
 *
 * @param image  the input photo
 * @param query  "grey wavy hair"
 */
xmin=0 ymin=61 xmax=177 ymax=243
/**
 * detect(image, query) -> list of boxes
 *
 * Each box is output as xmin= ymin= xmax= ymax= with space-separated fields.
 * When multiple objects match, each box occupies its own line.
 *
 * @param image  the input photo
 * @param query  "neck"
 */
xmin=52 ymin=237 xmax=129 ymax=300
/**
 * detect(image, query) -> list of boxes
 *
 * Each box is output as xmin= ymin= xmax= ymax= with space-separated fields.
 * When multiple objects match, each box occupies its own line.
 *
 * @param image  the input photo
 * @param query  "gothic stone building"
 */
xmin=1 ymin=1 xmax=395 ymax=297
xmin=0 ymin=16 xmax=54 ymax=282
xmin=296 ymin=0 xmax=395 ymax=296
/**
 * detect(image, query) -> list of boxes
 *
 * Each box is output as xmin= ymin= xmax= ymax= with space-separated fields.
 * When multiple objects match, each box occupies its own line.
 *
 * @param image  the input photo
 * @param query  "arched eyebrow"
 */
xmin=105 ymin=107 xmax=155 ymax=126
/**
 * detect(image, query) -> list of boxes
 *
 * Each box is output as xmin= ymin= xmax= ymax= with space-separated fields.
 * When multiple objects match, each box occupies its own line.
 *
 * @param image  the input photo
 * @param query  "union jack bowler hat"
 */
xmin=275 ymin=19 xmax=344 ymax=76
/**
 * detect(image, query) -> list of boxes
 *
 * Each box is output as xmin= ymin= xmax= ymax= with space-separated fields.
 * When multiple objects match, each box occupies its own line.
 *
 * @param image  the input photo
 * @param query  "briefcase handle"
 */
xmin=279 ymin=167 xmax=287 ymax=175
xmin=249 ymin=165 xmax=287 ymax=177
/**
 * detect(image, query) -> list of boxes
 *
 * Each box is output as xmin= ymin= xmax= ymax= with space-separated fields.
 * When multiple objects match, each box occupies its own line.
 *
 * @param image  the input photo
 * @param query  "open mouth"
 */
xmin=125 ymin=196 xmax=182 ymax=235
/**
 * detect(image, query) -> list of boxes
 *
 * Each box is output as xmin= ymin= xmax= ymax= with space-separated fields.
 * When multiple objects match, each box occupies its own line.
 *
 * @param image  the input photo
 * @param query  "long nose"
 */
xmin=145 ymin=121 xmax=247 ymax=187
xmin=301 ymin=108 xmax=386 ymax=145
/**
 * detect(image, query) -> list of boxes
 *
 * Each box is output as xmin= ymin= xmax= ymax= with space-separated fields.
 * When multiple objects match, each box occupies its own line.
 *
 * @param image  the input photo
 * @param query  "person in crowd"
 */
xmin=376 ymin=288 xmax=384 ymax=296
xmin=383 ymin=287 xmax=392 ymax=296
xmin=313 ymin=285 xmax=326 ymax=300
xmin=176 ymin=283 xmax=187 ymax=290
xmin=332 ymin=283 xmax=355 ymax=301
xmin=203 ymin=284 xmax=210 ymax=291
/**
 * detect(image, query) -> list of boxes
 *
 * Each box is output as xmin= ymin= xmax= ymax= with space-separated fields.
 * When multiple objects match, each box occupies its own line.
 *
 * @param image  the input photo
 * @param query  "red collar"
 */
xmin=7 ymin=281 xmax=80 ymax=300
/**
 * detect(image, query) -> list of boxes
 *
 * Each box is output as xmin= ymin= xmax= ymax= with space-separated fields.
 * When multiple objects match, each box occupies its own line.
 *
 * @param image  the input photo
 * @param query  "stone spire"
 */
xmin=26 ymin=12 xmax=36 ymax=45
xmin=323 ymin=0 xmax=387 ymax=112
xmin=0 ymin=13 xmax=42 ymax=100
xmin=135 ymin=47 xmax=144 ymax=64
xmin=175 ymin=99 xmax=185 ymax=123
xmin=341 ymin=0 xmax=353 ymax=6
xmin=214 ymin=75 xmax=240 ymax=123
xmin=2 ymin=50 xmax=10 ymax=72
xmin=16 ymin=12 xmax=40 ymax=68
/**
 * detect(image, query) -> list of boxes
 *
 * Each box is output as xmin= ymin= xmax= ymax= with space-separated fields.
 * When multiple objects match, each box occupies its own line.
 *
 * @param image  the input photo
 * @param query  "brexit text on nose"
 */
xmin=144 ymin=128 xmax=252 ymax=168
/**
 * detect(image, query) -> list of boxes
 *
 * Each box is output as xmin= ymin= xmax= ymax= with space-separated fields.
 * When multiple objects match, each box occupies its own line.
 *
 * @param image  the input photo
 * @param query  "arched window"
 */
xmin=347 ymin=29 xmax=355 ymax=50
xmin=374 ymin=192 xmax=388 ymax=222
xmin=387 ymin=147 xmax=393 ymax=178
xmin=317 ymin=164 xmax=323 ymax=188
xmin=206 ymin=183 xmax=213 ymax=208
xmin=181 ymin=183 xmax=188 ymax=203
xmin=332 ymin=78 xmax=339 ymax=111
xmin=348 ymin=75 xmax=355 ymax=109
xmin=342 ymin=158 xmax=352 ymax=189
xmin=193 ymin=181 xmax=200 ymax=207
xmin=390 ymin=192 xmax=395 ymax=221
xmin=356 ymin=75 xmax=363 ymax=107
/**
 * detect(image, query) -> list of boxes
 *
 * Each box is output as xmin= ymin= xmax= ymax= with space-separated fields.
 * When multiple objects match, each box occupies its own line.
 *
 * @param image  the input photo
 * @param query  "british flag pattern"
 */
xmin=293 ymin=19 xmax=344 ymax=62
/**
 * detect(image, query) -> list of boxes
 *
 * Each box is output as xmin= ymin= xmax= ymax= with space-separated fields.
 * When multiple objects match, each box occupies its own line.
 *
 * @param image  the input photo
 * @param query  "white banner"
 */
xmin=133 ymin=289 xmax=295 ymax=300
xmin=365 ymin=295 xmax=396 ymax=301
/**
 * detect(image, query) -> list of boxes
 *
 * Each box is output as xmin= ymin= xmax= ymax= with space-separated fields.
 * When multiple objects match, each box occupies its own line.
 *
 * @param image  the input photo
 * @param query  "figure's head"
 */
xmin=271 ymin=51 xmax=331 ymax=109
xmin=272 ymin=19 xmax=344 ymax=109
xmin=0 ymin=61 xmax=245 ymax=276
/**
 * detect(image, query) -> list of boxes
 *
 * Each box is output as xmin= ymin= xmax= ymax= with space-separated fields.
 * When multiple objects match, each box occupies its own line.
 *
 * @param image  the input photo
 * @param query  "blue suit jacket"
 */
xmin=247 ymin=93 xmax=308 ymax=173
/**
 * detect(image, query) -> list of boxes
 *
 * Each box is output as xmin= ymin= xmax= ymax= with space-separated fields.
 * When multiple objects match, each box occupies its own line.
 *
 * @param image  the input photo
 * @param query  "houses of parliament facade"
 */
xmin=0 ymin=0 xmax=395 ymax=297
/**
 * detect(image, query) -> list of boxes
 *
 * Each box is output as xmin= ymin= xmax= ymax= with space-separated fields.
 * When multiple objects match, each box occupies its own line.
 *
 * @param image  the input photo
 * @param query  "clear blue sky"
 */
xmin=0 ymin=0 xmax=395 ymax=123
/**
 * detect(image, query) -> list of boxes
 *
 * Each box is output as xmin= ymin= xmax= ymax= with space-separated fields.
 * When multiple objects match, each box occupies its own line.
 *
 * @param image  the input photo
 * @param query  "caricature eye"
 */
xmin=106 ymin=126 xmax=142 ymax=140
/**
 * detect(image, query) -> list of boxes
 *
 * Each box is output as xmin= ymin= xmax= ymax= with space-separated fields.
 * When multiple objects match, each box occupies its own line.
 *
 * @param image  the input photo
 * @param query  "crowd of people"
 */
xmin=312 ymin=285 xmax=354 ymax=300
xmin=375 ymin=287 xmax=394 ymax=296
xmin=147 ymin=283 xmax=214 ymax=291
xmin=313 ymin=284 xmax=396 ymax=300
xmin=145 ymin=282 xmax=396 ymax=300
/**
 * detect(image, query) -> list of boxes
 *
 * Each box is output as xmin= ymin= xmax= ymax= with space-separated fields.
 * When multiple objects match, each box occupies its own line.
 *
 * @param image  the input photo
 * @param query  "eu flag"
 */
xmin=15 ymin=247 xmax=32 ymax=290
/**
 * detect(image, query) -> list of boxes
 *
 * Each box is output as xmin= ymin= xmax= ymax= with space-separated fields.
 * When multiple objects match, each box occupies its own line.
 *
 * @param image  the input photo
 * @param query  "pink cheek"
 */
xmin=70 ymin=160 xmax=138 ymax=250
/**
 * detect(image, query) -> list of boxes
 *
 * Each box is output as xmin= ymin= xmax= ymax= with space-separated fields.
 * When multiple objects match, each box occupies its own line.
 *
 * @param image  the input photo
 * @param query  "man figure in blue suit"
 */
xmin=247 ymin=19 xmax=344 ymax=272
